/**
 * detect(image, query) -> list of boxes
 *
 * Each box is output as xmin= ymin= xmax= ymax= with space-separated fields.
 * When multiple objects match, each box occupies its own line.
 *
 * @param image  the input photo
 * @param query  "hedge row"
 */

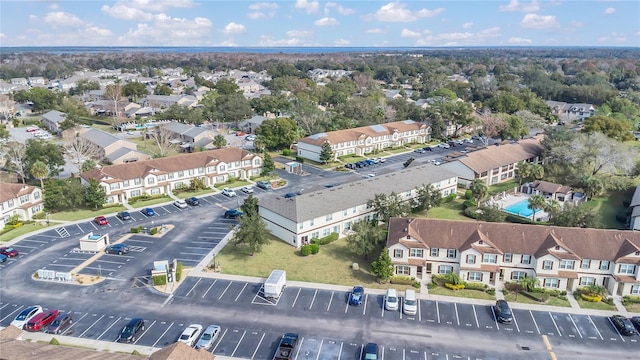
xmin=580 ymin=293 xmax=602 ymax=302
xmin=389 ymin=276 xmax=415 ymax=285
xmin=623 ymin=295 xmax=640 ymax=305
xmin=175 ymin=261 xmax=183 ymax=282
xmin=445 ymin=283 xmax=465 ymax=290
xmin=152 ymin=275 xmax=167 ymax=286
xmin=128 ymin=193 xmax=169 ymax=204
xmin=442 ymin=193 xmax=457 ymax=203
xmin=312 ymin=232 xmax=339 ymax=245
xmin=301 ymin=243 xmax=320 ymax=256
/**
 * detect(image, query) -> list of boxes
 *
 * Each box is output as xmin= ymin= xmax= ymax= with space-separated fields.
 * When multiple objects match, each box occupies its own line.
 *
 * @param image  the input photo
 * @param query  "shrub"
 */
xmin=505 ymin=215 xmax=534 ymax=224
xmin=522 ymin=291 xmax=549 ymax=302
xmin=486 ymin=288 xmax=496 ymax=296
xmin=175 ymin=261 xmax=183 ymax=282
xmin=442 ymin=193 xmax=457 ymax=203
xmin=295 ymin=156 xmax=305 ymax=163
xmin=130 ymin=226 xmax=141 ymax=233
xmin=602 ymin=297 xmax=614 ymax=305
xmin=412 ymin=281 xmax=421 ymax=289
xmin=149 ymin=227 xmax=158 ymax=235
xmin=313 ymin=232 xmax=339 ymax=245
xmin=49 ymin=338 xmax=60 ymax=345
xmin=445 ymin=283 xmax=465 ymax=290
xmin=502 ymin=288 xmax=509 ymax=295
xmin=427 ymin=282 xmax=437 ymax=290
xmin=465 ymin=282 xmax=488 ymax=291
xmin=465 ymin=190 xmax=473 ymax=199
xmin=152 ymin=275 xmax=167 ymax=286
xmin=12 ymin=222 xmax=23 ymax=229
xmin=300 ymin=245 xmax=312 ymax=256
xmin=282 ymin=149 xmax=291 ymax=156
xmin=580 ymin=293 xmax=602 ymax=302
xmin=463 ymin=207 xmax=480 ymax=219
xmin=32 ymin=211 xmax=46 ymax=220
xmin=131 ymin=350 xmax=142 ymax=356
xmin=309 ymin=243 xmax=320 ymax=254
xmin=462 ymin=200 xmax=477 ymax=209
xmin=390 ymin=276 xmax=415 ymax=285
xmin=623 ymin=295 xmax=640 ymax=305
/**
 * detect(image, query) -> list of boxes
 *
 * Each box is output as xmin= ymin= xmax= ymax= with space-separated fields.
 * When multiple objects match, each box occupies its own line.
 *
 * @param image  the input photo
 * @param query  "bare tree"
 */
xmin=0 ymin=94 xmax=14 ymax=124
xmin=477 ymin=110 xmax=505 ymax=146
xmin=63 ymin=130 xmax=100 ymax=165
xmin=3 ymin=141 xmax=28 ymax=183
xmin=150 ymin=126 xmax=177 ymax=158
xmin=104 ymin=82 xmax=125 ymax=131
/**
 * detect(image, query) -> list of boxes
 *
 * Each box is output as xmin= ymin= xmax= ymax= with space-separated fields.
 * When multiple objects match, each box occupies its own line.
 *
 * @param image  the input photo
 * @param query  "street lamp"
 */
xmin=45 ymin=212 xmax=50 ymax=225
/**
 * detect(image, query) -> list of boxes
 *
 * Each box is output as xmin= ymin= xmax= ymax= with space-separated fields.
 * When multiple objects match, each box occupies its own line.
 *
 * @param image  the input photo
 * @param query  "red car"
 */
xmin=94 ymin=216 xmax=109 ymax=225
xmin=235 ymin=131 xmax=245 ymax=136
xmin=0 ymin=246 xmax=19 ymax=257
xmin=24 ymin=309 xmax=59 ymax=332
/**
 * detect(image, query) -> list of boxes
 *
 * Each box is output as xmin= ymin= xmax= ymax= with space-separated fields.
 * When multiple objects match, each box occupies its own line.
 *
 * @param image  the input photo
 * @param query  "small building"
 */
xmin=40 ymin=110 xmax=67 ymax=134
xmin=79 ymin=232 xmax=110 ymax=252
xmin=0 ymin=183 xmax=44 ymax=228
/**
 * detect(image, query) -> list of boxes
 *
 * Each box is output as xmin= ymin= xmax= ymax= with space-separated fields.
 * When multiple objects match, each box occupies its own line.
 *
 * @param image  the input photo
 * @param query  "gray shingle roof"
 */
xmin=630 ymin=185 xmax=640 ymax=207
xmin=105 ymin=148 xmax=148 ymax=163
xmin=259 ymin=164 xmax=457 ymax=223
xmin=80 ymin=128 xmax=122 ymax=148
xmin=41 ymin=110 xmax=66 ymax=123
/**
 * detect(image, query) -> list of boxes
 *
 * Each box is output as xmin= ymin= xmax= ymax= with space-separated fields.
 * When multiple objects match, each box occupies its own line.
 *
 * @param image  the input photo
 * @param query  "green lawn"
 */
xmin=382 ymin=148 xmax=411 ymax=155
xmin=48 ymin=206 xmax=126 ymax=221
xmin=424 ymin=199 xmax=473 ymax=221
xmin=214 ymin=180 xmax=251 ymax=190
xmin=623 ymin=302 xmax=640 ymax=312
xmin=175 ymin=188 xmax=217 ymax=198
xmin=129 ymin=196 xmax=172 ymax=208
xmin=0 ymin=222 xmax=54 ymax=243
xmin=487 ymin=180 xmax=520 ymax=196
xmin=576 ymin=299 xmax=616 ymax=311
xmin=583 ymin=188 xmax=633 ymax=229
xmin=428 ymin=286 xmax=495 ymax=300
xmin=503 ymin=293 xmax=571 ymax=307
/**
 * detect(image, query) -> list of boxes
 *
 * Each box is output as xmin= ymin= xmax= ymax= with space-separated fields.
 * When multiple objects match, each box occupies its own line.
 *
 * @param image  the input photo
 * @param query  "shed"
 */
xmin=79 ymin=232 xmax=110 ymax=252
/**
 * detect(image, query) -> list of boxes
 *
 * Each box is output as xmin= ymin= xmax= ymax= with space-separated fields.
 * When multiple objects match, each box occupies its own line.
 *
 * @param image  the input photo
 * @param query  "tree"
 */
xmin=3 ymin=141 xmax=28 ymax=183
xmin=476 ymin=204 xmax=504 ymax=222
xmin=84 ymin=178 xmax=107 ymax=209
xmin=154 ymin=84 xmax=172 ymax=95
xmin=25 ymin=139 xmax=65 ymax=177
xmin=476 ymin=110 xmax=505 ymax=146
xmin=499 ymin=114 xmax=529 ymax=140
xmin=517 ymin=276 xmax=539 ymax=292
xmin=367 ymin=192 xmax=411 ymax=223
xmin=543 ymin=199 xmax=562 ymax=223
xmin=231 ymin=195 xmax=271 ymax=255
xmin=527 ymin=194 xmax=546 ymax=221
xmin=81 ymin=159 xmax=97 ymax=173
xmin=254 ymin=117 xmax=300 ymax=151
xmin=30 ymin=160 xmax=49 ymax=189
xmin=439 ymin=101 xmax=475 ymax=137
xmin=212 ymin=134 xmax=227 ymax=149
xmin=470 ymin=179 xmax=488 ymax=202
xmin=212 ymin=92 xmax=252 ymax=128
xmin=582 ymin=115 xmax=634 ymax=141
xmin=552 ymin=203 xmax=598 ymax=228
xmin=104 ymin=82 xmax=125 ymax=131
xmin=412 ymin=184 xmax=442 ymax=214
xmin=261 ymin=153 xmax=275 ymax=176
xmin=122 ymin=82 xmax=149 ymax=102
xmin=371 ymin=249 xmax=394 ymax=281
xmin=214 ymin=78 xmax=240 ymax=95
xmin=290 ymin=97 xmax=327 ymax=135
xmin=346 ymin=220 xmax=386 ymax=260
xmin=150 ymin=126 xmax=177 ymax=158
xmin=319 ymin=142 xmax=333 ymax=164
xmin=63 ymin=131 xmax=100 ymax=167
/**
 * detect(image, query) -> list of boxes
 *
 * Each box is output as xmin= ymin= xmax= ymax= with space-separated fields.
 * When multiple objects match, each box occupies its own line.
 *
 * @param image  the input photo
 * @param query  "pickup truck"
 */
xmin=273 ymin=333 xmax=299 ymax=360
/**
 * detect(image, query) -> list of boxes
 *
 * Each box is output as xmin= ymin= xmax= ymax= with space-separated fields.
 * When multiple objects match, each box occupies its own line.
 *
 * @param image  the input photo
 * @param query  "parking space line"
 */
xmin=0 ymin=303 xmax=9 ymax=311
xmin=94 ymin=259 xmax=127 ymax=265
xmin=134 ymin=320 xmax=155 ymax=344
xmin=512 ymin=311 xmax=520 ymax=332
xmin=607 ymin=317 xmax=625 ymax=342
xmin=235 ymin=282 xmax=248 ymax=302
xmin=0 ymin=305 xmax=24 ymax=322
xmin=294 ymin=337 xmax=304 ymax=360
xmin=211 ymin=328 xmax=228 ymax=352
xmin=568 ymin=314 xmax=582 ymax=338
xmin=186 ymin=278 xmax=202 ymax=297
xmin=344 ymin=295 xmax=349 ymax=313
xmin=309 ymin=289 xmax=318 ymax=309
xmin=231 ymin=330 xmax=246 ymax=357
xmin=152 ymin=321 xmax=174 ymax=347
xmin=382 ymin=346 xmax=385 ymax=360
xmin=338 ymin=342 xmax=343 ymax=360
xmin=61 ymin=312 xmax=87 ymax=335
xmin=292 ymin=288 xmax=302 ymax=308
xmin=549 ymin=313 xmax=561 ymax=336
xmin=90 ymin=222 xmax=98 ymax=230
xmin=418 ymin=300 xmax=421 ymax=322
xmin=252 ymin=333 xmax=266 ymax=359
xmin=472 ymin=305 xmax=479 ymax=328
xmin=218 ymin=281 xmax=233 ymax=300
xmin=76 ymin=224 xmax=85 ymax=233
xmin=529 ymin=310 xmax=541 ymax=334
xmin=79 ymin=314 xmax=104 ymax=338
xmin=587 ymin=316 xmax=604 ymax=340
xmin=97 ymin=316 xmax=121 ymax=340
xmin=381 ymin=300 xmax=385 ymax=318
xmin=202 ymin=279 xmax=218 ymax=298
xmin=491 ymin=307 xmax=500 ymax=330
xmin=328 ymin=291 xmax=334 ymax=312
xmin=436 ymin=302 xmax=440 ymax=323
xmin=363 ymin=294 xmax=368 ymax=315
xmin=315 ymin=339 xmax=324 ymax=360
xmin=454 ymin=303 xmax=460 ymax=326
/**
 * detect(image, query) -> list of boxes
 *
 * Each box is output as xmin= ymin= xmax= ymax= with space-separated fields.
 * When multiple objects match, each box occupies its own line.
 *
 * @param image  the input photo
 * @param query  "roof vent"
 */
xmin=479 ymin=240 xmax=483 ymax=245
xmin=403 ymin=228 xmax=408 ymax=232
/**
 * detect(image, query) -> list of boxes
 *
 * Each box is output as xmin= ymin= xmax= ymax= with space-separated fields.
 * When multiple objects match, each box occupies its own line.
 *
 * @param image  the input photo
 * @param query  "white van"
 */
xmin=403 ymin=289 xmax=417 ymax=315
xmin=385 ymin=288 xmax=399 ymax=311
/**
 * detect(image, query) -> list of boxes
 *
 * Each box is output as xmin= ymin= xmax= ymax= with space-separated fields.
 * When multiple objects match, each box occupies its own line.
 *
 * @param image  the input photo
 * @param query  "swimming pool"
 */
xmin=503 ymin=199 xmax=540 ymax=217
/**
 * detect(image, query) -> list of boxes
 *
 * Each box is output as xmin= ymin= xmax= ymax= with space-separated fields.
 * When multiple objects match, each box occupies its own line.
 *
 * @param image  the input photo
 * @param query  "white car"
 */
xmin=173 ymin=199 xmax=187 ymax=209
xmin=241 ymin=186 xmax=254 ymax=194
xmin=376 ymin=157 xmax=386 ymax=163
xmin=222 ymin=188 xmax=236 ymax=197
xmin=11 ymin=305 xmax=43 ymax=329
xmin=195 ymin=324 xmax=221 ymax=350
xmin=178 ymin=324 xmax=203 ymax=347
xmin=438 ymin=143 xmax=450 ymax=149
xmin=245 ymin=134 xmax=257 ymax=141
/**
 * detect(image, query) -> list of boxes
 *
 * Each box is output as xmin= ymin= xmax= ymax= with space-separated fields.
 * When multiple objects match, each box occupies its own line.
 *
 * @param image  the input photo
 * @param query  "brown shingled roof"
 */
xmin=0 ymin=183 xmax=37 ymax=203
xmin=299 ymin=120 xmax=428 ymax=147
xmin=458 ymin=136 xmax=543 ymax=174
xmin=531 ymin=180 xmax=572 ymax=194
xmin=149 ymin=341 xmax=215 ymax=360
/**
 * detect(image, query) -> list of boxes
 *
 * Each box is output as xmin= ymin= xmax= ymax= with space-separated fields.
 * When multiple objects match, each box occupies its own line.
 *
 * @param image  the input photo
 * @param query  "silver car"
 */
xmin=195 ymin=324 xmax=221 ymax=350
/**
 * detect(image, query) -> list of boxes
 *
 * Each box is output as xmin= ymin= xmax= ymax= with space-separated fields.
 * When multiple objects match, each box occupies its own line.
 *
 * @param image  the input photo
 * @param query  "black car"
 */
xmin=185 ymin=197 xmax=200 ymax=206
xmin=224 ymin=209 xmax=243 ymax=219
xmin=284 ymin=193 xmax=297 ymax=198
xmin=631 ymin=316 xmax=640 ymax=332
xmin=345 ymin=163 xmax=355 ymax=169
xmin=610 ymin=315 xmax=638 ymax=336
xmin=423 ymin=146 xmax=433 ymax=151
xmin=105 ymin=244 xmax=129 ymax=255
xmin=116 ymin=211 xmax=131 ymax=220
xmin=45 ymin=313 xmax=72 ymax=334
xmin=362 ymin=343 xmax=379 ymax=360
xmin=117 ymin=318 xmax=145 ymax=343
xmin=494 ymin=300 xmax=513 ymax=323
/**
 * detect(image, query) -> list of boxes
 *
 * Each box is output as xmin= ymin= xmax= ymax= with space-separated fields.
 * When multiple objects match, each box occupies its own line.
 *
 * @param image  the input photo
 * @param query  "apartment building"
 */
xmin=80 ymin=148 xmax=262 ymax=205
xmin=297 ymin=120 xmax=431 ymax=163
xmin=0 ymin=183 xmax=44 ymax=228
xmin=387 ymin=218 xmax=640 ymax=296
xmin=259 ymin=164 xmax=458 ymax=247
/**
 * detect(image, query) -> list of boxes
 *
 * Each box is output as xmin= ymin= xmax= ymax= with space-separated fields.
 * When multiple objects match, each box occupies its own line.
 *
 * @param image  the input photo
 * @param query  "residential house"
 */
xmin=158 ymin=122 xmax=213 ymax=150
xmin=308 ymin=69 xmax=352 ymax=81
xmin=297 ymin=120 xmax=431 ymax=162
xmin=80 ymin=147 xmax=262 ymax=205
xmin=239 ymin=115 xmax=269 ymax=133
xmin=40 ymin=110 xmax=67 ymax=134
xmin=77 ymin=128 xmax=149 ymax=165
xmin=629 ymin=186 xmax=640 ymax=231
xmin=520 ymin=180 xmax=580 ymax=203
xmin=236 ymin=78 xmax=263 ymax=93
xmin=440 ymin=136 xmax=544 ymax=187
xmin=140 ymin=95 xmax=197 ymax=112
xmin=387 ymin=218 xmax=640 ymax=296
xmin=546 ymin=100 xmax=595 ymax=122
xmin=0 ymin=183 xmax=44 ymax=228
xmin=28 ymin=77 xmax=46 ymax=86
xmin=259 ymin=164 xmax=458 ymax=247
xmin=10 ymin=78 xmax=28 ymax=86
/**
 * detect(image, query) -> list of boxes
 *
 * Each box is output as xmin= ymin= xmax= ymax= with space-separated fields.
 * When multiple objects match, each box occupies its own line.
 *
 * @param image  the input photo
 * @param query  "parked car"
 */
xmin=413 ymin=148 xmax=426 ymax=154
xmin=241 ymin=186 xmax=254 ymax=194
xmin=610 ymin=315 xmax=638 ymax=336
xmin=256 ymin=180 xmax=272 ymax=190
xmin=235 ymin=131 xmax=245 ymax=136
xmin=140 ymin=208 xmax=155 ymax=216
xmin=173 ymin=199 xmax=188 ymax=209
xmin=105 ymin=244 xmax=129 ymax=255
xmin=423 ymin=146 xmax=433 ymax=152
xmin=94 ymin=216 xmax=109 ymax=225
xmin=362 ymin=343 xmax=379 ymax=360
xmin=494 ymin=300 xmax=513 ymax=323
xmin=345 ymin=163 xmax=355 ymax=169
xmin=11 ymin=305 xmax=43 ymax=329
xmin=0 ymin=254 xmax=7 ymax=263
xmin=195 ymin=324 xmax=221 ymax=350
xmin=0 ymin=246 xmax=19 ymax=258
xmin=349 ymin=285 xmax=364 ymax=306
xmin=631 ymin=316 xmax=640 ymax=332
xmin=116 ymin=211 xmax=131 ymax=220
xmin=385 ymin=289 xmax=399 ymax=311
xmin=224 ymin=209 xmax=243 ymax=219
xmin=185 ymin=197 xmax=200 ymax=206
xmin=284 ymin=193 xmax=297 ymax=198
xmin=178 ymin=324 xmax=204 ymax=347
xmin=26 ymin=127 xmax=38 ymax=132
xmin=374 ymin=157 xmax=386 ymax=163
xmin=465 ymin=138 xmax=473 ymax=143
xmin=403 ymin=289 xmax=417 ymax=316
xmin=117 ymin=318 xmax=145 ymax=343
xmin=245 ymin=134 xmax=257 ymax=141
xmin=45 ymin=313 xmax=72 ymax=334
xmin=364 ymin=159 xmax=376 ymax=166
xmin=25 ymin=309 xmax=59 ymax=332
xmin=438 ymin=143 xmax=450 ymax=149
xmin=222 ymin=188 xmax=236 ymax=197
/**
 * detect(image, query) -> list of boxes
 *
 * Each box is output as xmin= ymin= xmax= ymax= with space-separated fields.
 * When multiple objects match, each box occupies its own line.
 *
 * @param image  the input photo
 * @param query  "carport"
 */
xmin=79 ymin=232 xmax=110 ymax=252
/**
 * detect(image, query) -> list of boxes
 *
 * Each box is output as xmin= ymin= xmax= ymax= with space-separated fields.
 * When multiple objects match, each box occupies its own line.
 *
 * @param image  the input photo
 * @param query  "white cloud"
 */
xmin=48 ymin=3 xmax=60 ymax=10
xmin=29 ymin=14 xmax=39 ymax=21
xmin=258 ymin=35 xmax=302 ymax=46
xmin=0 ymin=33 xmax=5 ymax=39
xmin=117 ymin=16 xmax=213 ymax=46
xmin=400 ymin=29 xmax=422 ymax=38
xmin=415 ymin=27 xmax=502 ymax=46
xmin=604 ymin=7 xmax=616 ymax=15
xmin=325 ymin=2 xmax=355 ymax=16
xmin=366 ymin=28 xmax=386 ymax=34
xmin=521 ymin=14 xmax=559 ymax=29
xmin=499 ymin=0 xmax=540 ymax=12
xmin=84 ymin=26 xmax=115 ymax=38
xmin=102 ymin=0 xmax=196 ymax=21
xmin=508 ymin=37 xmax=533 ymax=44
xmin=597 ymin=32 xmax=627 ymax=43
xmin=219 ymin=39 xmax=237 ymax=46
xmin=286 ymin=30 xmax=313 ymax=37
xmin=314 ymin=17 xmax=338 ymax=26
xmin=295 ymin=0 xmax=320 ymax=14
xmin=44 ymin=11 xmax=84 ymax=27
xmin=462 ymin=22 xmax=473 ymax=29
xmin=222 ymin=22 xmax=246 ymax=35
xmin=128 ymin=0 xmax=195 ymax=12
xmin=249 ymin=2 xmax=279 ymax=10
xmin=368 ymin=2 xmax=444 ymax=23
xmin=101 ymin=4 xmax=154 ymax=21
xmin=334 ymin=38 xmax=350 ymax=46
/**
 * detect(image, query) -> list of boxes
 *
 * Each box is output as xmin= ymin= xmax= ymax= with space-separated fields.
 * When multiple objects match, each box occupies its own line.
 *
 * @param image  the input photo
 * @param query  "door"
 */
xmin=425 ymin=263 xmax=432 ymax=274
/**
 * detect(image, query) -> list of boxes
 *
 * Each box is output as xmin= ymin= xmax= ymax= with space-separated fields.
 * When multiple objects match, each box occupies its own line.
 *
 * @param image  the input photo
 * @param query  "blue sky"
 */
xmin=1 ymin=1 xmax=639 ymax=47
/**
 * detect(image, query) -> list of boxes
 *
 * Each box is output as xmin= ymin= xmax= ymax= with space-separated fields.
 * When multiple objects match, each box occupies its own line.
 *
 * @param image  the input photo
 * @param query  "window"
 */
xmin=632 ymin=285 xmax=640 ymax=295
xmin=7 ymin=199 xmax=14 ymax=207
xmin=521 ymin=255 xmax=531 ymax=265
xmin=559 ymin=260 xmax=575 ymax=270
xmin=131 ymin=190 xmax=141 ymax=197
xmin=410 ymin=249 xmax=423 ymax=258
xmin=393 ymin=249 xmax=404 ymax=258
xmin=599 ymin=260 xmax=610 ymax=270
xmin=157 ymin=175 xmax=166 ymax=181
xmin=188 ymin=169 xmax=194 ymax=175
xmin=147 ymin=177 xmax=155 ymax=185
xmin=511 ymin=271 xmax=526 ymax=280
xmin=619 ymin=264 xmax=636 ymax=275
xmin=311 ymin=231 xmax=319 ymax=239
xmin=466 ymin=254 xmax=476 ymax=264
xmin=178 ymin=171 xmax=184 ymax=177
xmin=254 ymin=158 xmax=261 ymax=165
xmin=503 ymin=253 xmax=512 ymax=263
xmin=543 ymin=260 xmax=553 ymax=270
xmin=134 ymin=178 xmax=142 ymax=185
xmin=322 ymin=228 xmax=330 ymax=236
xmin=581 ymin=259 xmax=591 ymax=269
xmin=543 ymin=278 xmax=559 ymax=288
xmin=33 ymin=191 xmax=40 ymax=200
xmin=309 ymin=219 xmax=314 ymax=226
xmin=579 ymin=277 xmax=595 ymax=286
xmin=431 ymin=248 xmax=439 ymax=257
xmin=468 ymin=272 xmax=482 ymax=282
xmin=396 ymin=266 xmax=409 ymax=275
xmin=483 ymin=254 xmax=497 ymax=264
xmin=326 ymin=214 xmax=333 ymax=221
xmin=243 ymin=160 xmax=251 ymax=167
xmin=343 ymin=210 xmax=348 ymax=216
xmin=447 ymin=249 xmax=457 ymax=259
xmin=438 ymin=265 xmax=453 ymax=274
xmin=124 ymin=180 xmax=130 ymax=187
xmin=198 ymin=167 xmax=204 ymax=174
xmin=109 ymin=183 xmax=120 ymax=191
xmin=219 ymin=165 xmax=226 ymax=171
xmin=168 ymin=173 xmax=174 ymax=179
xmin=207 ymin=166 xmax=216 ymax=173
xmin=19 ymin=195 xmax=29 ymax=204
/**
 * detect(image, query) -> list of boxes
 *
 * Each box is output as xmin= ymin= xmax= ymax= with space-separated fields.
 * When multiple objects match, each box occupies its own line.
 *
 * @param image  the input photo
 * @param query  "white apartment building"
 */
xmin=0 ymin=184 xmax=44 ymax=228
